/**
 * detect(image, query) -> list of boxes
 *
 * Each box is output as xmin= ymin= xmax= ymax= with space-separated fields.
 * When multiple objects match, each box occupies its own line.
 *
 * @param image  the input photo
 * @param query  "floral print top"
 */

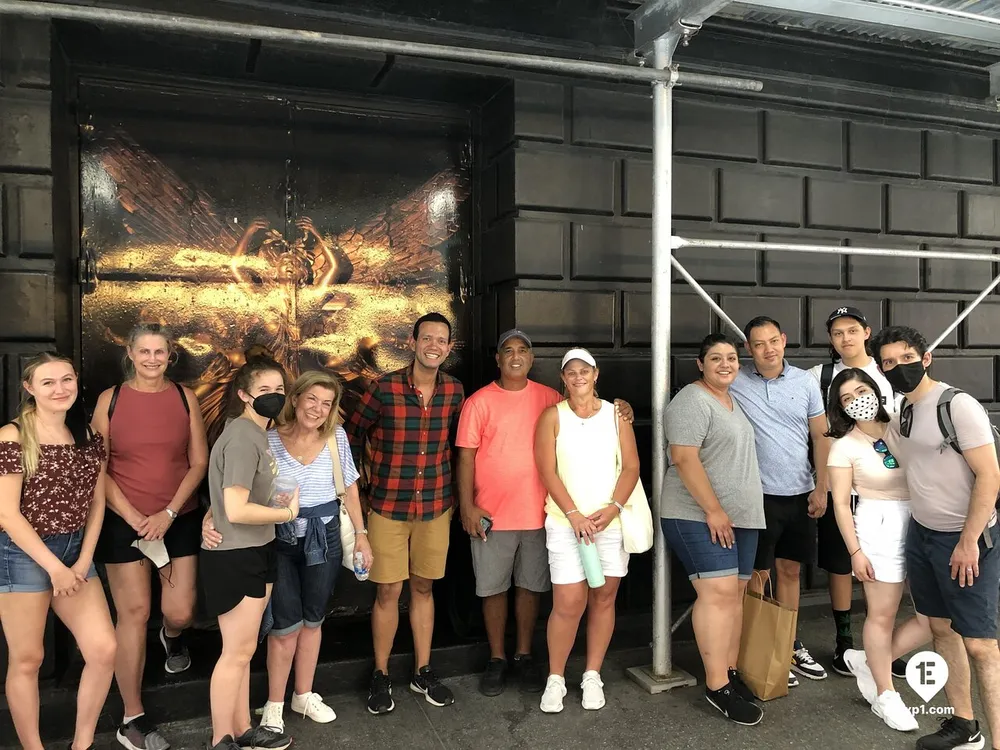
xmin=0 ymin=434 xmax=105 ymax=535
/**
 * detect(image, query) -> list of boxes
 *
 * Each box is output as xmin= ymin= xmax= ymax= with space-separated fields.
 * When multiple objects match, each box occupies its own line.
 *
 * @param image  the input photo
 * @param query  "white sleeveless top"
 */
xmin=544 ymin=399 xmax=622 ymax=530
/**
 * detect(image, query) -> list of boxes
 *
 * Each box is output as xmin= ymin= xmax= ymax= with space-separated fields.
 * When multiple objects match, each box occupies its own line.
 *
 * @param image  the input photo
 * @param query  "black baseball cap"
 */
xmin=826 ymin=306 xmax=869 ymax=331
xmin=497 ymin=328 xmax=532 ymax=349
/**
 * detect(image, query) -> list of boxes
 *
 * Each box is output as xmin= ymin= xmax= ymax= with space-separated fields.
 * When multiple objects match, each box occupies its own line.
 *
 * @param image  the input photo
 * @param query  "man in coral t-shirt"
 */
xmin=457 ymin=329 xmax=632 ymax=698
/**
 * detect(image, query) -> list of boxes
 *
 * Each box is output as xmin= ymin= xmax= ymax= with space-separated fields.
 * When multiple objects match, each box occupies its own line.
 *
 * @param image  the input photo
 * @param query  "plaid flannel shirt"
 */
xmin=345 ymin=365 xmax=465 ymax=521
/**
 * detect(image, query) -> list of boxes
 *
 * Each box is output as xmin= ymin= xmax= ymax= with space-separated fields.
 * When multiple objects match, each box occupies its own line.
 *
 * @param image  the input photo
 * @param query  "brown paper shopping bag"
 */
xmin=736 ymin=572 xmax=799 ymax=701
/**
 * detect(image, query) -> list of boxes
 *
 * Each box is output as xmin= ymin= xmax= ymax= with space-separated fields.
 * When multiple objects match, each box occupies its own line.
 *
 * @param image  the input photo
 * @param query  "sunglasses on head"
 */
xmin=873 ymin=438 xmax=899 ymax=469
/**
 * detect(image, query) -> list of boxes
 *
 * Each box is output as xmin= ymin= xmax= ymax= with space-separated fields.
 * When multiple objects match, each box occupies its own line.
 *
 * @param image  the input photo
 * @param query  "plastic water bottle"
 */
xmin=353 ymin=550 xmax=370 ymax=582
xmin=577 ymin=538 xmax=606 ymax=588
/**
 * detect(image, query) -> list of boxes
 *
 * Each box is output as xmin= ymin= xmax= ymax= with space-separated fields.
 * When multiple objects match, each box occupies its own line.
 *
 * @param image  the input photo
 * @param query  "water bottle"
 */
xmin=577 ymin=538 xmax=606 ymax=588
xmin=353 ymin=550 xmax=370 ymax=582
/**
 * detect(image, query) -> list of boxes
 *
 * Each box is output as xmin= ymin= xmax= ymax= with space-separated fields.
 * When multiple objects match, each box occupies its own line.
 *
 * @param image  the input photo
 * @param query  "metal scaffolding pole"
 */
xmin=671 ymin=256 xmax=747 ymax=341
xmin=0 ymin=1 xmax=763 ymax=92
xmin=928 ymin=270 xmax=1000 ymax=353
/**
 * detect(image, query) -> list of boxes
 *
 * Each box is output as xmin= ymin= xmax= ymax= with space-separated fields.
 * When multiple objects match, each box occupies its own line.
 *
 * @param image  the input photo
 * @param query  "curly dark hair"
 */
xmin=870 ymin=325 xmax=928 ymax=366
xmin=824 ymin=367 xmax=890 ymax=439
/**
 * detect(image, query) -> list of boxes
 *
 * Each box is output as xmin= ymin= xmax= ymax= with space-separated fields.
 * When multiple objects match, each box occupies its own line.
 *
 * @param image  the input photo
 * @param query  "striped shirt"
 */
xmin=345 ymin=365 xmax=465 ymax=521
xmin=268 ymin=426 xmax=360 ymax=538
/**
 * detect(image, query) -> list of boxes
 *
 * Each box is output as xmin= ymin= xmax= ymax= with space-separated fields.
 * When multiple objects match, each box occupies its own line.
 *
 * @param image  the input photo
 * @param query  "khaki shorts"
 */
xmin=368 ymin=508 xmax=453 ymax=584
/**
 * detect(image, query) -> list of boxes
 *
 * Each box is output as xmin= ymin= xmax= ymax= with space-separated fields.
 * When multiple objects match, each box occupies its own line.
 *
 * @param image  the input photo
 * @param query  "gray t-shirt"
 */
xmin=205 ymin=417 xmax=276 ymax=551
xmin=663 ymin=383 xmax=766 ymax=529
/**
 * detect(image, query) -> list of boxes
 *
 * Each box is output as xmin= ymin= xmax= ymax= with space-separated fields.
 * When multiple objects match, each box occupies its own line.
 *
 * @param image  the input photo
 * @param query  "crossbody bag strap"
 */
xmin=326 ymin=434 xmax=347 ymax=499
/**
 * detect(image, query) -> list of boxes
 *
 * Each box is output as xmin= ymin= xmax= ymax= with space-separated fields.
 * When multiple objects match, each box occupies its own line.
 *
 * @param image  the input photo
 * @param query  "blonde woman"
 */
xmin=0 ymin=353 xmax=116 ymax=750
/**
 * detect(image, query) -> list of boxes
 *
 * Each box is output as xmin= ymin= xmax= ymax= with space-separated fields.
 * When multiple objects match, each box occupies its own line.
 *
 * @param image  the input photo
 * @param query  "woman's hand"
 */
xmin=851 ymin=550 xmax=876 ymax=582
xmin=125 ymin=508 xmax=148 ymax=534
xmin=202 ymin=511 xmax=223 ymax=549
xmin=588 ymin=505 xmax=620 ymax=533
xmin=140 ymin=510 xmax=174 ymax=541
xmin=50 ymin=563 xmax=82 ymax=597
xmin=287 ymin=487 xmax=301 ymax=520
xmin=69 ymin=559 xmax=91 ymax=587
xmin=355 ymin=532 xmax=374 ymax=570
xmin=569 ymin=511 xmax=598 ymax=544
xmin=705 ymin=507 xmax=734 ymax=549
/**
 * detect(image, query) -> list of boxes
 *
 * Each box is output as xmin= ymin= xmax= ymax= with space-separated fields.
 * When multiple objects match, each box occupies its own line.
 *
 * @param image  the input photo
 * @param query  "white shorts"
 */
xmin=854 ymin=499 xmax=911 ymax=584
xmin=544 ymin=517 xmax=629 ymax=585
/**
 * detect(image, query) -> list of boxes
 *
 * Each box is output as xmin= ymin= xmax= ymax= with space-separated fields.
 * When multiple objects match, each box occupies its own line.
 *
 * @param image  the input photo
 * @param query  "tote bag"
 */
xmin=326 ymin=434 xmax=353 ymax=570
xmin=614 ymin=415 xmax=654 ymax=554
xmin=737 ymin=572 xmax=798 ymax=701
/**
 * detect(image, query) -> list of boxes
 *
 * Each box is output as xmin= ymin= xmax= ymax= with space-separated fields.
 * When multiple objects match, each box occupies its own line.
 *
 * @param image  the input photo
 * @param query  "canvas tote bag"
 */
xmin=614 ymin=412 xmax=654 ymax=554
xmin=737 ymin=571 xmax=798 ymax=701
xmin=326 ymin=434 xmax=353 ymax=570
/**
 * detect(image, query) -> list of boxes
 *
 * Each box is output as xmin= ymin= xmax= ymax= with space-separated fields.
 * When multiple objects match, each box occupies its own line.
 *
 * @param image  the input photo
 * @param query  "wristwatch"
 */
xmin=355 ymin=528 xmax=368 ymax=535
xmin=165 ymin=508 xmax=178 ymax=520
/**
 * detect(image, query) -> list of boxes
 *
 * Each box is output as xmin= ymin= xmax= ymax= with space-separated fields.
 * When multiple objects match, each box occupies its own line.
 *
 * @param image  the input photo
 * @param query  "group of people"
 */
xmin=663 ymin=307 xmax=1000 ymax=750
xmin=0 ymin=312 xmax=644 ymax=750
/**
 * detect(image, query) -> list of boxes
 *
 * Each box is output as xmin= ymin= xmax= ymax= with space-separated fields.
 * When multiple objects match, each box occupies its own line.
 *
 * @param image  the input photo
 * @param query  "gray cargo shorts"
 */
xmin=470 ymin=529 xmax=551 ymax=597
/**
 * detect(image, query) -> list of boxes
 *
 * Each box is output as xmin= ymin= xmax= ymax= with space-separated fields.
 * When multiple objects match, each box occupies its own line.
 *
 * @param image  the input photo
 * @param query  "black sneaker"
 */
xmin=234 ymin=725 xmax=291 ymax=750
xmin=117 ymin=714 xmax=171 ymax=750
xmin=159 ymin=627 xmax=192 ymax=675
xmin=705 ymin=683 xmax=763 ymax=726
xmin=479 ymin=658 xmax=507 ymax=697
xmin=916 ymin=717 xmax=984 ymax=750
xmin=511 ymin=653 xmax=546 ymax=693
xmin=367 ymin=670 xmax=395 ymax=715
xmin=728 ymin=668 xmax=755 ymax=703
xmin=410 ymin=666 xmax=455 ymax=707
xmin=207 ymin=737 xmax=240 ymax=750
xmin=832 ymin=643 xmax=852 ymax=677
xmin=892 ymin=657 xmax=908 ymax=679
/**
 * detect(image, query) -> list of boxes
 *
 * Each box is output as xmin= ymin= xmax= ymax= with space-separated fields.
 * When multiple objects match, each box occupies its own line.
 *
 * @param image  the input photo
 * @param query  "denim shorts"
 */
xmin=270 ymin=519 xmax=343 ymax=636
xmin=661 ymin=518 xmax=759 ymax=582
xmin=0 ymin=528 xmax=98 ymax=593
xmin=906 ymin=519 xmax=1000 ymax=639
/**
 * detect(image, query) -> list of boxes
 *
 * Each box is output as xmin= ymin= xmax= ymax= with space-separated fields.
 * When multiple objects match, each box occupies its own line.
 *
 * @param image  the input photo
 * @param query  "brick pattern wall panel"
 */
xmin=808 ymin=298 xmax=884 ymax=347
xmin=674 ymin=230 xmax=759 ymax=285
xmin=889 ymin=300 xmax=961 ymax=349
xmin=721 ymin=295 xmax=803 ymax=346
xmin=623 ymin=159 xmax=714 ymax=220
xmin=0 ymin=95 xmax=50 ymax=172
xmin=926 ymin=131 xmax=993 ymax=184
xmin=925 ymin=245 xmax=996 ymax=293
xmin=930 ymin=357 xmax=995 ymax=401
xmin=806 ymin=178 xmax=882 ymax=233
xmin=513 ymin=149 xmax=615 ymax=214
xmin=966 ymin=304 xmax=1000 ymax=348
xmin=847 ymin=240 xmax=920 ymax=292
xmin=761 ymin=234 xmax=841 ymax=288
xmin=572 ymin=87 xmax=650 ymax=150
xmin=624 ymin=291 xmax=714 ymax=347
xmin=671 ymin=356 xmax=702 ymax=394
xmin=965 ymin=193 xmax=1000 ymax=240
xmin=764 ymin=111 xmax=842 ymax=170
xmin=849 ymin=122 xmax=921 ymax=177
xmin=719 ymin=169 xmax=803 ymax=227
xmin=482 ymin=218 xmax=564 ymax=285
xmin=0 ymin=272 xmax=54 ymax=341
xmin=572 ymin=222 xmax=649 ymax=281
xmin=531 ymin=355 xmax=651 ymax=411
xmin=513 ymin=81 xmax=565 ymax=142
xmin=1 ymin=177 xmax=53 ymax=258
xmin=674 ymin=100 xmax=758 ymax=162
xmin=503 ymin=288 xmax=615 ymax=346
xmin=886 ymin=185 xmax=960 ymax=237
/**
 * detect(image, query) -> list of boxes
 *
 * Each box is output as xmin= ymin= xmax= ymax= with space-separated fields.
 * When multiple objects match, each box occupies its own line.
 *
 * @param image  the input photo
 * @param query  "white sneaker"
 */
xmin=260 ymin=700 xmax=285 ymax=733
xmin=843 ymin=649 xmax=877 ymax=706
xmin=290 ymin=691 xmax=337 ymax=723
xmin=788 ymin=670 xmax=799 ymax=688
xmin=540 ymin=674 xmax=567 ymax=713
xmin=581 ymin=670 xmax=606 ymax=710
xmin=872 ymin=690 xmax=919 ymax=732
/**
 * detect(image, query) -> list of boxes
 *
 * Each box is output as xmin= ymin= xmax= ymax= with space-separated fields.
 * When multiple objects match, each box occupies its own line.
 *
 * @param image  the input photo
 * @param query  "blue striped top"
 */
xmin=267 ymin=426 xmax=360 ymax=538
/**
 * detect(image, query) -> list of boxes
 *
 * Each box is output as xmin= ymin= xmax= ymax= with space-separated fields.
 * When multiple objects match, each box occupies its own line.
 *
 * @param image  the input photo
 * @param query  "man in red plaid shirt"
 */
xmin=345 ymin=312 xmax=465 ymax=715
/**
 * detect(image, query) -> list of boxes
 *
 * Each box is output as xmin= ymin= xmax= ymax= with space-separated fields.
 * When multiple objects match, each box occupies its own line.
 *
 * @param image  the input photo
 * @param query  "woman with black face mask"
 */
xmin=201 ymin=352 xmax=299 ymax=750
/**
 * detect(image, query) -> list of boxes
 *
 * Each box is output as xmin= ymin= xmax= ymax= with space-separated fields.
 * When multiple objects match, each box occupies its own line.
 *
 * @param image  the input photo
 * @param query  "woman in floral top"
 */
xmin=0 ymin=353 xmax=116 ymax=750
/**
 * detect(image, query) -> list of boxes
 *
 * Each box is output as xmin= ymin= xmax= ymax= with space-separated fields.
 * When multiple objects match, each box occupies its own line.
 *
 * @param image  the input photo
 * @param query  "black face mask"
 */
xmin=884 ymin=361 xmax=926 ymax=394
xmin=251 ymin=393 xmax=285 ymax=420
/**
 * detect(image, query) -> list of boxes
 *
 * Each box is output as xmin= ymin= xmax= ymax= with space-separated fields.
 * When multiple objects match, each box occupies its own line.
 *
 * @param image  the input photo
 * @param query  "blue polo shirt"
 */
xmin=729 ymin=361 xmax=825 ymax=496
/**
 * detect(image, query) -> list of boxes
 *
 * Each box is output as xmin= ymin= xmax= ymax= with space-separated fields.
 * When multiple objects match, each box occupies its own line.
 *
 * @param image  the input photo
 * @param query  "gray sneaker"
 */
xmin=116 ymin=715 xmax=170 ymax=750
xmin=160 ymin=627 xmax=191 ymax=674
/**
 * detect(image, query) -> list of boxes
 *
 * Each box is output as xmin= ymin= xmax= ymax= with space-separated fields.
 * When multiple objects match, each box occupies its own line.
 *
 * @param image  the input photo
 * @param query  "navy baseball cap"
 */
xmin=826 ymin=306 xmax=868 ymax=331
xmin=497 ymin=329 xmax=532 ymax=349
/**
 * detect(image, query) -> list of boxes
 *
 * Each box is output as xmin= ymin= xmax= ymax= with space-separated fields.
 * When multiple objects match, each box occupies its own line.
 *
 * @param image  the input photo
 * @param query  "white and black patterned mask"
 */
xmin=844 ymin=392 xmax=880 ymax=422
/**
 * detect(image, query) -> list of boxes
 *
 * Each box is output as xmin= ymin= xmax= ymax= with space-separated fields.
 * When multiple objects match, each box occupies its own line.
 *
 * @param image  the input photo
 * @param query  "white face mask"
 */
xmin=843 ymin=392 xmax=880 ymax=422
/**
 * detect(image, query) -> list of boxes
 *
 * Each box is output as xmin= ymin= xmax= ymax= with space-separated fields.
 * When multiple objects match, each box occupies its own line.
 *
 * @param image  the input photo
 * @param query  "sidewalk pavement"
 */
xmin=80 ymin=605 xmax=983 ymax=750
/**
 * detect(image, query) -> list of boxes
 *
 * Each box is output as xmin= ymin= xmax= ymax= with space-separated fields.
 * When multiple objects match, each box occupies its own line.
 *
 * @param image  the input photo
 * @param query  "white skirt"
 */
xmin=854 ymin=499 xmax=911 ymax=584
xmin=544 ymin=517 xmax=629 ymax=586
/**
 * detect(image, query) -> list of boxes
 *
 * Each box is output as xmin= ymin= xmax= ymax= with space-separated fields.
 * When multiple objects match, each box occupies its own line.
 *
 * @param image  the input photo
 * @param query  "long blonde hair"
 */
xmin=17 ymin=353 xmax=78 ymax=479
xmin=277 ymin=370 xmax=343 ymax=439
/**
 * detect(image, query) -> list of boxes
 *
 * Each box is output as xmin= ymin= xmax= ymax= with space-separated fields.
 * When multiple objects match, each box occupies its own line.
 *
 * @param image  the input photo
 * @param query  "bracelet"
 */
xmin=285 ymin=507 xmax=294 ymax=523
xmin=850 ymin=548 xmax=861 ymax=557
xmin=566 ymin=509 xmax=581 ymax=516
xmin=613 ymin=501 xmax=625 ymax=513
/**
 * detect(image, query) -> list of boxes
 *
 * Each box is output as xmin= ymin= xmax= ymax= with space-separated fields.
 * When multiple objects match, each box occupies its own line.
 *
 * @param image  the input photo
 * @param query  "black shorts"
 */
xmin=95 ymin=507 xmax=202 ymax=565
xmin=199 ymin=542 xmax=277 ymax=620
xmin=817 ymin=492 xmax=853 ymax=576
xmin=754 ymin=493 xmax=815 ymax=569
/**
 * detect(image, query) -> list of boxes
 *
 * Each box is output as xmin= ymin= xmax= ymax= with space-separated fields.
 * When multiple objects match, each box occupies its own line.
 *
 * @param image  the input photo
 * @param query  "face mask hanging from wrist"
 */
xmin=844 ymin=392 xmax=880 ymax=422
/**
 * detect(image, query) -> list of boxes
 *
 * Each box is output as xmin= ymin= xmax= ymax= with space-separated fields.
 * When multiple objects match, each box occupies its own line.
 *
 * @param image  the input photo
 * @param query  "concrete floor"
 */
xmin=79 ymin=607 xmax=987 ymax=750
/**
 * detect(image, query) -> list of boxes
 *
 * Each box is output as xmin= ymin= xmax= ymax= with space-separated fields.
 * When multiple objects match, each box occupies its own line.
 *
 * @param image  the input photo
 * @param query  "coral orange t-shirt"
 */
xmin=456 ymin=380 xmax=562 ymax=531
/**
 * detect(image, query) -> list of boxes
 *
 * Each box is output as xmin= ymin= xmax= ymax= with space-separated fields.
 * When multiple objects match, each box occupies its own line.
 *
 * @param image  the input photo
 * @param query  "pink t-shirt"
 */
xmin=827 ymin=426 xmax=909 ymax=501
xmin=456 ymin=380 xmax=562 ymax=531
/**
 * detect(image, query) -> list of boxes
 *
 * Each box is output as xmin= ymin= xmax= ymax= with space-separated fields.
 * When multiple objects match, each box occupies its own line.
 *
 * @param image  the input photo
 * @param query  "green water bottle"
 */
xmin=578 ymin=538 xmax=606 ymax=588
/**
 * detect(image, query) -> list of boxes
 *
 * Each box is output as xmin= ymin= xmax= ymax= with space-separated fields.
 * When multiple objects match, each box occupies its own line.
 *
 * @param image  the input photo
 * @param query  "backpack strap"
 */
xmin=937 ymin=387 xmax=963 ymax=455
xmin=820 ymin=363 xmax=835 ymax=409
xmin=107 ymin=384 xmax=123 ymax=423
xmin=175 ymin=381 xmax=191 ymax=416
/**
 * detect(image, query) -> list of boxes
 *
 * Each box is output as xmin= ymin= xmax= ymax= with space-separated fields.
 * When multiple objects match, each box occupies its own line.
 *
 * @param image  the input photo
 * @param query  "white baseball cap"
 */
xmin=561 ymin=348 xmax=597 ymax=370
